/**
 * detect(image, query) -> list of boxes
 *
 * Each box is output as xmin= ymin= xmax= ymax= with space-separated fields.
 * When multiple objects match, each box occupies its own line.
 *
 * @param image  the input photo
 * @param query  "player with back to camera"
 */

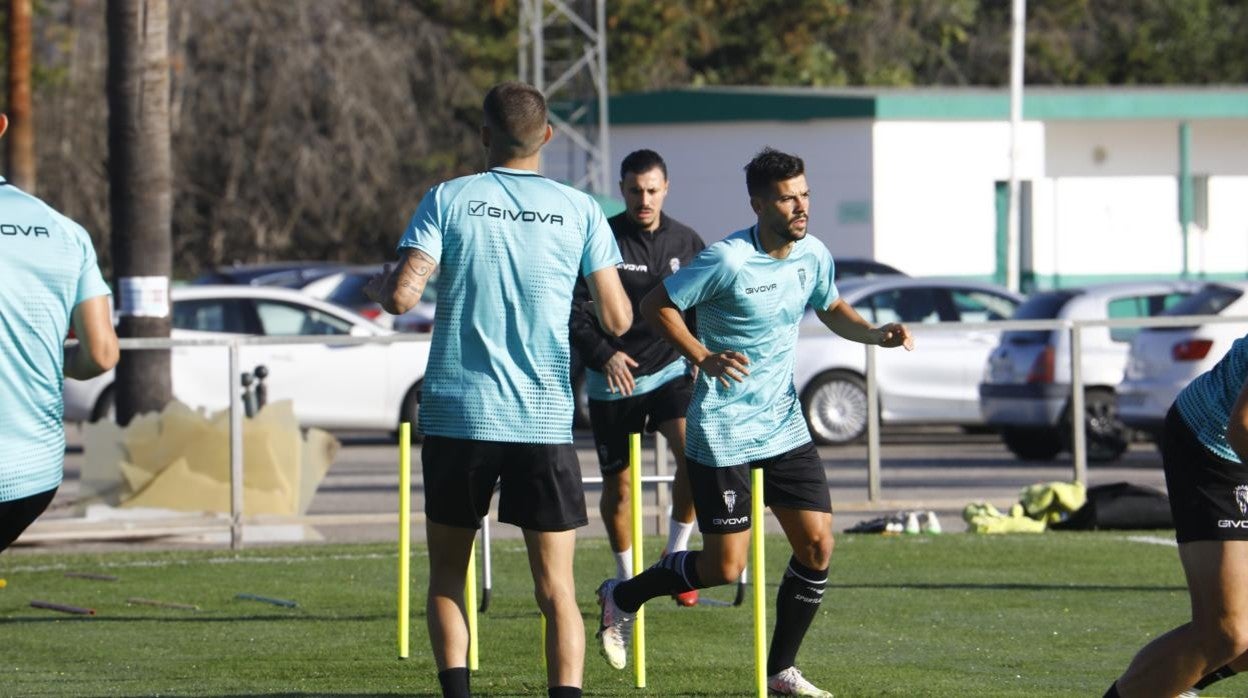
xmin=0 ymin=112 xmax=119 ymax=554
xmin=366 ymin=82 xmax=630 ymax=698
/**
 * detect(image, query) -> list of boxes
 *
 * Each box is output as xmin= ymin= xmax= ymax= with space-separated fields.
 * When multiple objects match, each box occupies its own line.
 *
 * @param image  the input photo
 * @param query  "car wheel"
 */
xmin=1000 ymin=427 xmax=1062 ymax=461
xmin=801 ymin=371 xmax=868 ymax=445
xmin=572 ymin=371 xmax=591 ymax=430
xmin=1064 ymin=388 xmax=1128 ymax=463
xmin=399 ymin=382 xmax=424 ymax=444
xmin=90 ymin=386 xmax=116 ymax=423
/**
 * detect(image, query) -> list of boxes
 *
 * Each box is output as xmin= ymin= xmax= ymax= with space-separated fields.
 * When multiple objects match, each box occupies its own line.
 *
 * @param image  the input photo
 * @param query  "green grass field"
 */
xmin=0 ymin=531 xmax=1214 ymax=697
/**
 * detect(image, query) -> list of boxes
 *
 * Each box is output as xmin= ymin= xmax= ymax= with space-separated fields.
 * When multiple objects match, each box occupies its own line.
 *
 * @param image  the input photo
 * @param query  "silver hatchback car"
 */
xmin=979 ymin=280 xmax=1201 ymax=462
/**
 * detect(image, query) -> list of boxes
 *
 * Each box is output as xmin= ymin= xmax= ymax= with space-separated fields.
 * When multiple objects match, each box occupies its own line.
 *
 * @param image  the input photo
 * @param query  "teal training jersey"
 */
xmin=1176 ymin=333 xmax=1248 ymax=463
xmin=586 ymin=358 xmax=688 ymax=402
xmin=0 ymin=178 xmax=111 ymax=502
xmin=399 ymin=167 xmax=622 ymax=443
xmin=664 ymin=226 xmax=839 ymax=466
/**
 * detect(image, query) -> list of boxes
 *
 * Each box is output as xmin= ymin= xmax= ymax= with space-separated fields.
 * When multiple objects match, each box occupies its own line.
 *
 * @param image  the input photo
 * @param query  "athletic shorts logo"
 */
xmin=722 ymin=489 xmax=737 ymax=514
xmin=1236 ymin=485 xmax=1248 ymax=516
xmin=669 ymin=257 xmax=681 ymax=273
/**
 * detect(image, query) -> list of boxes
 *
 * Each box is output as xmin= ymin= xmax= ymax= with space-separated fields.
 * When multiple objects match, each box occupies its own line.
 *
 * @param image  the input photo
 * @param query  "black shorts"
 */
xmin=1162 ymin=405 xmax=1248 ymax=543
xmin=686 ymin=442 xmax=832 ymax=535
xmin=0 ymin=487 xmax=57 ymax=553
xmin=589 ymin=374 xmax=693 ymax=475
xmin=422 ymin=435 xmax=587 ymax=532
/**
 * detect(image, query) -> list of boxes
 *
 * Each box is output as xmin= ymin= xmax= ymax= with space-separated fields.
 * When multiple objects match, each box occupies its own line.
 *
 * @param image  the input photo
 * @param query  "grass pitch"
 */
xmin=0 ymin=531 xmax=1208 ymax=697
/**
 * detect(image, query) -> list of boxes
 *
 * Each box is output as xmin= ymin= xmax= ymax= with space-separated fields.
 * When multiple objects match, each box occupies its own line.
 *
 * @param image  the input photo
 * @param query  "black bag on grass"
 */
xmin=1051 ymin=482 xmax=1173 ymax=531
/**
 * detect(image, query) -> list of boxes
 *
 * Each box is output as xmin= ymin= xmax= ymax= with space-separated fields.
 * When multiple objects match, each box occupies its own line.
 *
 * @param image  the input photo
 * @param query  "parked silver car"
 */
xmin=979 ymin=280 xmax=1201 ymax=462
xmin=795 ymin=276 xmax=1023 ymax=444
xmin=1117 ymin=280 xmax=1248 ymax=437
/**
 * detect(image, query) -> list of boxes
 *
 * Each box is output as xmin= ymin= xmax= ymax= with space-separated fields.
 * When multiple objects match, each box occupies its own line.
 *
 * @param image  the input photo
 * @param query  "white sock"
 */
xmin=614 ymin=549 xmax=633 ymax=580
xmin=667 ymin=518 xmax=695 ymax=553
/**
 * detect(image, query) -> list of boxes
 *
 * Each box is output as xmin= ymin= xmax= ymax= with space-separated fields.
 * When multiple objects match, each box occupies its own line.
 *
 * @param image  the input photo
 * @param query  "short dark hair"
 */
xmin=482 ymin=82 xmax=549 ymax=158
xmin=619 ymin=149 xmax=668 ymax=180
xmin=744 ymin=147 xmax=805 ymax=197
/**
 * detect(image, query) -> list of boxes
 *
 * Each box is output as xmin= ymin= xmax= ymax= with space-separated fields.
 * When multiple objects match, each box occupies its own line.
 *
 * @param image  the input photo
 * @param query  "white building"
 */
xmin=552 ymin=86 xmax=1248 ymax=289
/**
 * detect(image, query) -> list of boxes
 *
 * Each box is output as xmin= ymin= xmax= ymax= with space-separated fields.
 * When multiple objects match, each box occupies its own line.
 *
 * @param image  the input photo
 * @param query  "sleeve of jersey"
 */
xmin=664 ymin=244 xmax=733 ymax=312
xmin=580 ymin=202 xmax=623 ymax=276
xmin=58 ymin=214 xmax=111 ymax=304
xmin=808 ymin=244 xmax=840 ymax=311
xmin=397 ymin=185 xmax=444 ymax=261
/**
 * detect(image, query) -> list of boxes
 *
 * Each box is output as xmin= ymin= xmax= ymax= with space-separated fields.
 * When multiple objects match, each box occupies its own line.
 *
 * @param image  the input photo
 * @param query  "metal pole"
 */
xmin=1070 ymin=325 xmax=1087 ymax=485
xmin=594 ymin=0 xmax=610 ymax=195
xmin=1179 ymin=121 xmax=1192 ymax=279
xmin=866 ymin=344 xmax=881 ymax=502
xmin=654 ymin=431 xmax=669 ymax=536
xmin=1006 ymin=0 xmax=1027 ymax=292
xmin=228 ymin=341 xmax=244 ymax=549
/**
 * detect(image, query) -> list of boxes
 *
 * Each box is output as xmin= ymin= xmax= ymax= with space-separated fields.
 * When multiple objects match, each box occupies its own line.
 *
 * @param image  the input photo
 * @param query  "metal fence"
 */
xmin=33 ymin=311 xmax=1248 ymax=549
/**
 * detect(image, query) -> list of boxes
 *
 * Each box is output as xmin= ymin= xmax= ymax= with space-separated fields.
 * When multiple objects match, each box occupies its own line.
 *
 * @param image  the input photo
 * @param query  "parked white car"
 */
xmin=795 ymin=276 xmax=1023 ymax=444
xmin=979 ymin=280 xmax=1202 ymax=462
xmin=296 ymin=264 xmax=437 ymax=333
xmin=63 ymin=286 xmax=430 ymax=435
xmin=1117 ymin=280 xmax=1248 ymax=437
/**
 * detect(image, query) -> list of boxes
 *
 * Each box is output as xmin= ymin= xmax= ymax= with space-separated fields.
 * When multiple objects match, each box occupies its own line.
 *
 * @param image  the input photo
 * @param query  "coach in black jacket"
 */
xmin=571 ymin=149 xmax=706 ymax=607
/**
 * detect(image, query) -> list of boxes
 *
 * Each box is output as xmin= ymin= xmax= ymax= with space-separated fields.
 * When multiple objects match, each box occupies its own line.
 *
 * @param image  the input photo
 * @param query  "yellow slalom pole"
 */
xmin=629 ymin=432 xmax=646 ymax=688
xmin=398 ymin=422 xmax=411 ymax=660
xmin=467 ymin=540 xmax=479 ymax=670
xmin=752 ymin=467 xmax=766 ymax=698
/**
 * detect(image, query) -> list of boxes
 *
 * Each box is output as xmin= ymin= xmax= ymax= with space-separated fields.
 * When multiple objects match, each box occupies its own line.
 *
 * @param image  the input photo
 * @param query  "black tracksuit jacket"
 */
xmin=570 ymin=212 xmax=706 ymax=377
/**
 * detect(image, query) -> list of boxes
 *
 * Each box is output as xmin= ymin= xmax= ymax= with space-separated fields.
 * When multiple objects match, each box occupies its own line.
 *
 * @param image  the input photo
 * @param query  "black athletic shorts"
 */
xmin=422 ymin=435 xmax=587 ymax=532
xmin=1162 ymin=405 xmax=1248 ymax=543
xmin=686 ymin=442 xmax=832 ymax=535
xmin=589 ymin=374 xmax=693 ymax=475
xmin=0 ymin=486 xmax=57 ymax=553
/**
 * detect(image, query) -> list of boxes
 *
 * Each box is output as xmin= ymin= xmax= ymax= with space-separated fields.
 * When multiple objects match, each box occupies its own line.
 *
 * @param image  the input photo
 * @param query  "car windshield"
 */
xmin=1150 ymin=283 xmax=1245 ymax=331
xmin=1002 ymin=290 xmax=1080 ymax=345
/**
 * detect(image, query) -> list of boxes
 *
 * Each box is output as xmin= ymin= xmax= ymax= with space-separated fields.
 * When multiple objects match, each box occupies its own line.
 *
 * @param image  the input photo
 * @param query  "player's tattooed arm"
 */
xmin=364 ymin=248 xmax=438 ymax=316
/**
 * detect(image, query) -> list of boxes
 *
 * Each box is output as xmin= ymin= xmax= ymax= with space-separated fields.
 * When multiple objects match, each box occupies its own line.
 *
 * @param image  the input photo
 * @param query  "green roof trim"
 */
xmin=610 ymin=87 xmax=1248 ymax=124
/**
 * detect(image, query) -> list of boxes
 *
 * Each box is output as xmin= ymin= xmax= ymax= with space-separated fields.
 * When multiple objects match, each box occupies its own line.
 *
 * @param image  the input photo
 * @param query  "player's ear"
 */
xmin=0 ymin=114 xmax=8 ymax=140
xmin=541 ymin=122 xmax=553 ymax=145
xmin=749 ymin=195 xmax=762 ymax=215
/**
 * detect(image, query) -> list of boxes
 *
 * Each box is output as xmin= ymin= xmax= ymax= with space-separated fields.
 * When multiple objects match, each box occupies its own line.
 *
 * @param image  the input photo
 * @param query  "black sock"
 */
xmin=613 ymin=550 xmax=704 ymax=613
xmin=766 ymin=556 xmax=828 ymax=676
xmin=547 ymin=687 xmax=582 ymax=698
xmin=1195 ymin=664 xmax=1237 ymax=689
xmin=1102 ymin=681 xmax=1120 ymax=698
xmin=437 ymin=668 xmax=470 ymax=698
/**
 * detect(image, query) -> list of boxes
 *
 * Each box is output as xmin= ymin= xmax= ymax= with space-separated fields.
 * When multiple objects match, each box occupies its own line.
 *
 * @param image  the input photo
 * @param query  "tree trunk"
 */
xmin=6 ymin=0 xmax=36 ymax=191
xmin=107 ymin=0 xmax=172 ymax=425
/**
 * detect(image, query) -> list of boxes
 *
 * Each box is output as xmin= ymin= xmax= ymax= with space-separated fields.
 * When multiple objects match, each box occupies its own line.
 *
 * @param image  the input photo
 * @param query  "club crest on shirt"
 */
xmin=669 ymin=257 xmax=681 ymax=273
xmin=798 ymin=268 xmax=807 ymax=291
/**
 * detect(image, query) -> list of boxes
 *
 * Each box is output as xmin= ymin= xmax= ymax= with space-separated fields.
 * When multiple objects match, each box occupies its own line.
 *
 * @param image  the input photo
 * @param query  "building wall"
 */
xmin=871 ymin=121 xmax=1044 ymax=278
xmin=606 ymin=121 xmax=876 ymax=254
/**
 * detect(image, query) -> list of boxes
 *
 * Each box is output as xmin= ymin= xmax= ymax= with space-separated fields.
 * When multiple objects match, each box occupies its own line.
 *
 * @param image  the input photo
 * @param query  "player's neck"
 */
xmin=755 ymin=224 xmax=796 ymax=260
xmin=488 ymin=151 xmax=542 ymax=173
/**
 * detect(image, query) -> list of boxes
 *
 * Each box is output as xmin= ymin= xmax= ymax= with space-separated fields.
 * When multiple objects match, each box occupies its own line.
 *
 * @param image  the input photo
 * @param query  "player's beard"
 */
xmin=777 ymin=216 xmax=807 ymax=242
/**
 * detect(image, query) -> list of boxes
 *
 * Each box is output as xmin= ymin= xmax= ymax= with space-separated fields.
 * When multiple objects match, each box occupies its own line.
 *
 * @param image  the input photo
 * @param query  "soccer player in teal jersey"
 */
xmin=1105 ymin=333 xmax=1248 ymax=698
xmin=366 ymin=83 xmax=631 ymax=698
xmin=594 ymin=148 xmax=913 ymax=697
xmin=0 ymin=113 xmax=118 ymax=552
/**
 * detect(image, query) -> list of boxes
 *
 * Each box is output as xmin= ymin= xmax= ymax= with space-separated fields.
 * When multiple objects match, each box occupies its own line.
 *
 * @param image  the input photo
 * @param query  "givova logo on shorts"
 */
xmin=712 ymin=488 xmax=748 ymax=526
xmin=1217 ymin=484 xmax=1248 ymax=528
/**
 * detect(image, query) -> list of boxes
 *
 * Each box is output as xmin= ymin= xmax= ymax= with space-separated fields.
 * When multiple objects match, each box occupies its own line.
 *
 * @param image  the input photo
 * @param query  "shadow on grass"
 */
xmin=0 ymin=612 xmax=392 ymax=625
xmin=828 ymin=581 xmax=1186 ymax=592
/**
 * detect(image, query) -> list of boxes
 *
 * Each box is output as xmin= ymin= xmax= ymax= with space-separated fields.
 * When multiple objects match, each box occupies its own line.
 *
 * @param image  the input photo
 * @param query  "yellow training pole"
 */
xmin=467 ymin=540 xmax=479 ymax=670
xmin=629 ymin=432 xmax=646 ymax=688
xmin=398 ymin=422 xmax=411 ymax=660
xmin=752 ymin=467 xmax=766 ymax=698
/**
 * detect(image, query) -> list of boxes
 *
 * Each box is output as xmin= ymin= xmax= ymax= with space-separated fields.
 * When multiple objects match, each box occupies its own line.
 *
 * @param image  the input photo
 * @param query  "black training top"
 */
xmin=570 ymin=212 xmax=706 ymax=377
